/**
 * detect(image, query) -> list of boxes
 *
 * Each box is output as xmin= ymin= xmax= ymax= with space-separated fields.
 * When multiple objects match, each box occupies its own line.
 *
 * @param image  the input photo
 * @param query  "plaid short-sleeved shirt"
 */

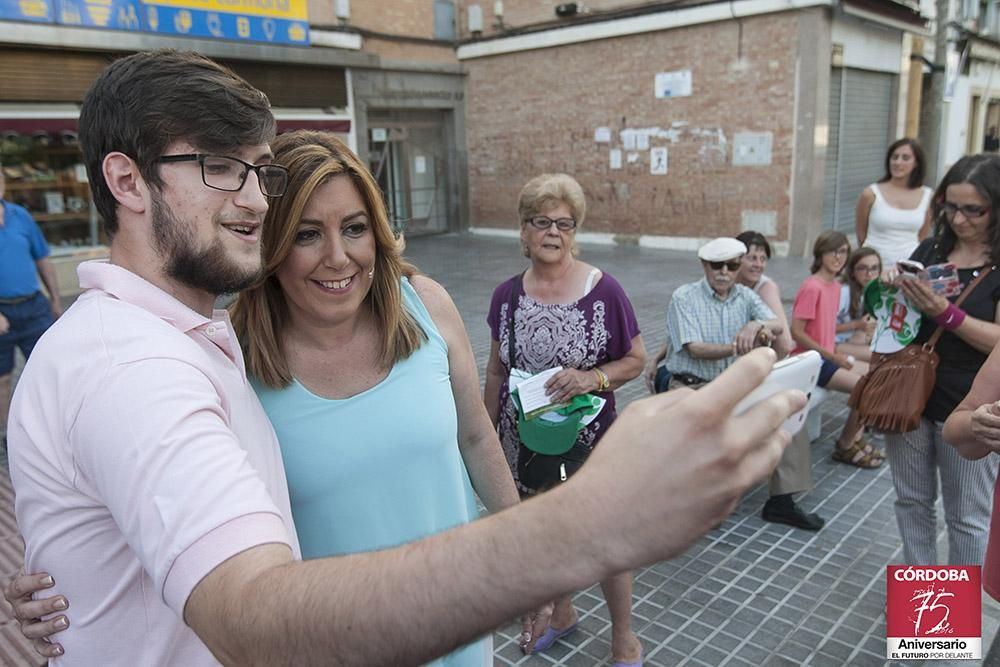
xmin=666 ymin=278 xmax=774 ymax=381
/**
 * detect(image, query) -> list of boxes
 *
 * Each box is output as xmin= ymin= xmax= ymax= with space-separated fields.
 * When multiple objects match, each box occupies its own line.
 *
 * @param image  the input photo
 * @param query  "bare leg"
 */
xmin=548 ymin=594 xmax=577 ymax=630
xmin=601 ymin=571 xmax=642 ymax=663
xmin=826 ymin=368 xmax=883 ymax=461
xmin=836 ymin=338 xmax=873 ymax=363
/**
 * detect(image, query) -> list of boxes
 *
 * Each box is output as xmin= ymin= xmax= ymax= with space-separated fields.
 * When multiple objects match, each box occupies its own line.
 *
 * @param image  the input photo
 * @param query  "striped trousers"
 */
xmin=886 ymin=418 xmax=999 ymax=565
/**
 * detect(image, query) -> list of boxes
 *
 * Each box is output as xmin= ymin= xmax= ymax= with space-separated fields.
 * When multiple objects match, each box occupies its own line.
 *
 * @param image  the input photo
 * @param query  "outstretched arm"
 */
xmin=12 ymin=352 xmax=804 ymax=666
xmin=184 ymin=349 xmax=803 ymax=666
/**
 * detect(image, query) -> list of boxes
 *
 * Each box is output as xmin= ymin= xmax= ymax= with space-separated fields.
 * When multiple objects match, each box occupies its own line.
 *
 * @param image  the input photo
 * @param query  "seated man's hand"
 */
xmin=4 ymin=571 xmax=68 ymax=658
xmin=733 ymin=321 xmax=763 ymax=355
xmin=0 ymin=313 xmax=9 ymax=336
xmin=754 ymin=327 xmax=774 ymax=348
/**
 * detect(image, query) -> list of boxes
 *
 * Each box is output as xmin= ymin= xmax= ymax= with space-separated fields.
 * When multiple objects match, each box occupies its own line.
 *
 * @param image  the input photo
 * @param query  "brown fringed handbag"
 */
xmin=848 ymin=267 xmax=991 ymax=433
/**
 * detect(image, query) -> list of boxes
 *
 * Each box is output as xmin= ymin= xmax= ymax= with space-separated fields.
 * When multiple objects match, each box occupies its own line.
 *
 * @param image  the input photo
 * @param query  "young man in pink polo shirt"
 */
xmin=6 ymin=50 xmax=805 ymax=665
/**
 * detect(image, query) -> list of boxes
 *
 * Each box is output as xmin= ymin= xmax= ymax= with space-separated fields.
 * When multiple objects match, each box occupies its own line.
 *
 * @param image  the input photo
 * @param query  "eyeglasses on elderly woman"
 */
xmin=525 ymin=216 xmax=577 ymax=231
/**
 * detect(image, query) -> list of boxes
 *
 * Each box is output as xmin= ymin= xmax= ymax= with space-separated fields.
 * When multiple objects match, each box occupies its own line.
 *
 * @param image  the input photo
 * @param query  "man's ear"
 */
xmin=102 ymin=152 xmax=148 ymax=215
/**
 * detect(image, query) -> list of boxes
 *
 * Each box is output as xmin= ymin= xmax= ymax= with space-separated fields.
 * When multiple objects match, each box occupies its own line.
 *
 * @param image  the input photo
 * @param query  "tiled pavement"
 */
xmin=0 ymin=232 xmax=996 ymax=666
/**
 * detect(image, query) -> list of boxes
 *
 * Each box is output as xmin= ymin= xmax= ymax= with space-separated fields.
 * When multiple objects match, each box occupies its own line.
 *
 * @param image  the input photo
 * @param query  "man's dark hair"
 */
xmin=79 ymin=50 xmax=276 ymax=237
xmin=735 ymin=231 xmax=771 ymax=259
xmin=932 ymin=154 xmax=1000 ymax=263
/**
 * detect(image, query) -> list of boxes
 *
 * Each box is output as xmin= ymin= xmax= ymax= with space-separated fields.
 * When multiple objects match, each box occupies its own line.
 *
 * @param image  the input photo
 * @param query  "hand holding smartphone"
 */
xmin=732 ymin=351 xmax=822 ymax=436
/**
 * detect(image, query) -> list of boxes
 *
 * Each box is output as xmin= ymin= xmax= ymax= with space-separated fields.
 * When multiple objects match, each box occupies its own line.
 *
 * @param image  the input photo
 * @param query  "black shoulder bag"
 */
xmin=507 ymin=274 xmax=590 ymax=492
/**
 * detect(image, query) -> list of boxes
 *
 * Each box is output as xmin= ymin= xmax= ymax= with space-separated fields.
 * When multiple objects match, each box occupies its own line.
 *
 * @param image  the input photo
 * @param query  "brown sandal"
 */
xmin=832 ymin=438 xmax=883 ymax=469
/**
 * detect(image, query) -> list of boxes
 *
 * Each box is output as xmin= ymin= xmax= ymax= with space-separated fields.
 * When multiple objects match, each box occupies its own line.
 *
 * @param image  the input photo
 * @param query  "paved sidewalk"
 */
xmin=401 ymin=233 xmax=997 ymax=667
xmin=0 ymin=232 xmax=994 ymax=666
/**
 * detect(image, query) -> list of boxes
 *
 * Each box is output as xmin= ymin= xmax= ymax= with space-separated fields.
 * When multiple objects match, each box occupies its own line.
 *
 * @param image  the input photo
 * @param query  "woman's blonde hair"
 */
xmin=230 ymin=130 xmax=425 ymax=388
xmin=517 ymin=173 xmax=586 ymax=257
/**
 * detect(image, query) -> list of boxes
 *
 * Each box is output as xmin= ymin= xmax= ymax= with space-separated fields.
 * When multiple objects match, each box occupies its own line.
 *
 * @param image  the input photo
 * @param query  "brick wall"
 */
xmin=457 ymin=0 xmax=658 ymax=39
xmin=463 ymin=12 xmax=799 ymax=240
xmin=347 ymin=0 xmax=437 ymax=38
xmin=362 ymin=37 xmax=459 ymax=62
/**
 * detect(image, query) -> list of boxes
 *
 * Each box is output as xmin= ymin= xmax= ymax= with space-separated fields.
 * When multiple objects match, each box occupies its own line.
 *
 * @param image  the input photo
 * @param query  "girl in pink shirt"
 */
xmin=791 ymin=231 xmax=884 ymax=468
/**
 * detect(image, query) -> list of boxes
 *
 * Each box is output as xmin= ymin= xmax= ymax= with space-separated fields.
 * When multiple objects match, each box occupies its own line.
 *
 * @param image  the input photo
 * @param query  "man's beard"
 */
xmin=151 ymin=193 xmax=263 ymax=297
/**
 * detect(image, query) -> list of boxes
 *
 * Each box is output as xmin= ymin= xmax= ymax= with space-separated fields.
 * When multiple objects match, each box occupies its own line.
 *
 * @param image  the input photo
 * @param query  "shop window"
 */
xmin=1 ymin=131 xmax=101 ymax=251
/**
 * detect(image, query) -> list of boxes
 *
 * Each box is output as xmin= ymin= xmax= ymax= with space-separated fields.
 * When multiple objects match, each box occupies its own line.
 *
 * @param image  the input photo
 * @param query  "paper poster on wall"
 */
xmin=626 ymin=152 xmax=640 ymax=164
xmin=621 ymin=130 xmax=637 ymax=151
xmin=732 ymin=132 xmax=773 ymax=166
xmin=609 ymin=149 xmax=622 ymax=170
xmin=414 ymin=155 xmax=426 ymax=174
xmin=650 ymin=147 xmax=668 ymax=175
xmin=594 ymin=127 xmax=612 ymax=143
xmin=654 ymin=70 xmax=692 ymax=98
xmin=636 ymin=133 xmax=650 ymax=151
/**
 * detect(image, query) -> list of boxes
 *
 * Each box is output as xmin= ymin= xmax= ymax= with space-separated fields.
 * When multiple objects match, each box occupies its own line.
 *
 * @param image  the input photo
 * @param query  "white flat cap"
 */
xmin=698 ymin=237 xmax=747 ymax=262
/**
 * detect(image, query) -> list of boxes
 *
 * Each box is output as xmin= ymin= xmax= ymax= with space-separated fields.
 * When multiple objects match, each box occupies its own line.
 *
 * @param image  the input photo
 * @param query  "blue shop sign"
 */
xmin=0 ymin=0 xmax=54 ymax=22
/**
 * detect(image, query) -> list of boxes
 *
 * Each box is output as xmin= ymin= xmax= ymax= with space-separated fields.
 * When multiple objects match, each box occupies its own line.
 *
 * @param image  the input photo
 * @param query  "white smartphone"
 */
xmin=897 ymin=259 xmax=925 ymax=280
xmin=732 ymin=350 xmax=822 ymax=436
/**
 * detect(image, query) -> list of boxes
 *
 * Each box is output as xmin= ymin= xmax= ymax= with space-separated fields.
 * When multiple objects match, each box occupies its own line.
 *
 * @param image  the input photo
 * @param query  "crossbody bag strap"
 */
xmin=926 ymin=265 xmax=993 ymax=348
xmin=507 ymin=272 xmax=525 ymax=371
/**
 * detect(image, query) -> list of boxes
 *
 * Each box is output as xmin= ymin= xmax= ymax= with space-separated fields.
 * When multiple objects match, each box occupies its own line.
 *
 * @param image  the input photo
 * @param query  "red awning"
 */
xmin=0 ymin=118 xmax=79 ymax=134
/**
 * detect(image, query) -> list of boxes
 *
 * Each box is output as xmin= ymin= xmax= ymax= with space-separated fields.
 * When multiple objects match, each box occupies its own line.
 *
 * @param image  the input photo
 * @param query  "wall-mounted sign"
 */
xmin=654 ymin=70 xmax=692 ymax=99
xmin=732 ymin=132 xmax=773 ymax=166
xmin=650 ymin=147 xmax=668 ymax=175
xmin=0 ymin=0 xmax=53 ymax=22
xmin=1 ymin=0 xmax=309 ymax=44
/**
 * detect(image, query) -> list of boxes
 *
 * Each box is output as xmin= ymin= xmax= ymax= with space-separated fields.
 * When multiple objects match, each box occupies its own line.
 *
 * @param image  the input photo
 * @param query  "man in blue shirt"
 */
xmin=0 ymin=167 xmax=63 ymax=443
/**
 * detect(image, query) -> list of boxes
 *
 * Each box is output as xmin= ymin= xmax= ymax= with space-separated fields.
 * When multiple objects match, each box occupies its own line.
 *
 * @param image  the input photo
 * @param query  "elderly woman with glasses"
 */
xmin=882 ymin=154 xmax=1000 ymax=566
xmin=483 ymin=173 xmax=646 ymax=666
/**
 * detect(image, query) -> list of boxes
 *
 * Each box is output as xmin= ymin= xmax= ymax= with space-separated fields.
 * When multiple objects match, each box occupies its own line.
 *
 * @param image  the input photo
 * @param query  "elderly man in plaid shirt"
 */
xmin=650 ymin=237 xmax=825 ymax=531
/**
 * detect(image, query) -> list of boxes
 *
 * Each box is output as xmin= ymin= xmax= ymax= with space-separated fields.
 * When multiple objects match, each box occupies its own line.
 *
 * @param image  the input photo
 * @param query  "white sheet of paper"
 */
xmin=609 ymin=149 xmax=622 ymax=170
xmin=515 ymin=366 xmax=564 ymax=415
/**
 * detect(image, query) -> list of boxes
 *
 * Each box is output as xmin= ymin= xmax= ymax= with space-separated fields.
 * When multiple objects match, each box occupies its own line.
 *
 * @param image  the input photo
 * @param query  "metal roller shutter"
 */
xmin=822 ymin=67 xmax=897 ymax=233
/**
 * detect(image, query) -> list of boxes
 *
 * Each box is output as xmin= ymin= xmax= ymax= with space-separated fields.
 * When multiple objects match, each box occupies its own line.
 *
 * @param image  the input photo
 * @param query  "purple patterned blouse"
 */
xmin=487 ymin=272 xmax=641 ymax=491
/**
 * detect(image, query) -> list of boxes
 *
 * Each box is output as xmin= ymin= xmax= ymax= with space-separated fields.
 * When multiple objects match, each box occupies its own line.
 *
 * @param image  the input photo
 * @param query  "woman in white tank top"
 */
xmin=855 ymin=138 xmax=934 ymax=267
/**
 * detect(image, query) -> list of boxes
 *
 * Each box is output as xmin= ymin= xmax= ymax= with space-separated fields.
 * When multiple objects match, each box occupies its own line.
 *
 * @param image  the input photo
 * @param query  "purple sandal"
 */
xmin=530 ymin=622 xmax=578 ymax=653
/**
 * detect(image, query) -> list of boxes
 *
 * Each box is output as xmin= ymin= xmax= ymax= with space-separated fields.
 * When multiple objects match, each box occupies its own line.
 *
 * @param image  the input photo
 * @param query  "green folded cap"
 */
xmin=512 ymin=392 xmax=595 ymax=456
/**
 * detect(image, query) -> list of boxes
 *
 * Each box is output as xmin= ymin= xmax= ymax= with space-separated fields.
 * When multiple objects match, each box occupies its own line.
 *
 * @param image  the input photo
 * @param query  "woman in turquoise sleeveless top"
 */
xmin=229 ymin=131 xmax=535 ymax=665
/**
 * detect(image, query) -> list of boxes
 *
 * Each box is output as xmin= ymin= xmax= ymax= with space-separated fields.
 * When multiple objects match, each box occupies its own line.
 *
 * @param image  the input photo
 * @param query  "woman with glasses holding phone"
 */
xmin=881 ymin=154 xmax=1000 ymax=566
xmin=483 ymin=173 xmax=646 ymax=666
xmin=855 ymin=138 xmax=934 ymax=268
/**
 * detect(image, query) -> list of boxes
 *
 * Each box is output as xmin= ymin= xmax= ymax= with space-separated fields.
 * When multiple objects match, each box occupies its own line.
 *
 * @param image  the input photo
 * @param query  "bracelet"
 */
xmin=933 ymin=302 xmax=967 ymax=331
xmin=593 ymin=367 xmax=610 ymax=392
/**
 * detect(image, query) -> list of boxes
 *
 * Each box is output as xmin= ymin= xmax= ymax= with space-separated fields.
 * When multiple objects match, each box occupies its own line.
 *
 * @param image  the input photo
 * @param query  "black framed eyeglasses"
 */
xmin=526 ymin=216 xmax=577 ymax=231
xmin=156 ymin=154 xmax=289 ymax=197
xmin=707 ymin=260 xmax=742 ymax=271
xmin=941 ymin=201 xmax=990 ymax=219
